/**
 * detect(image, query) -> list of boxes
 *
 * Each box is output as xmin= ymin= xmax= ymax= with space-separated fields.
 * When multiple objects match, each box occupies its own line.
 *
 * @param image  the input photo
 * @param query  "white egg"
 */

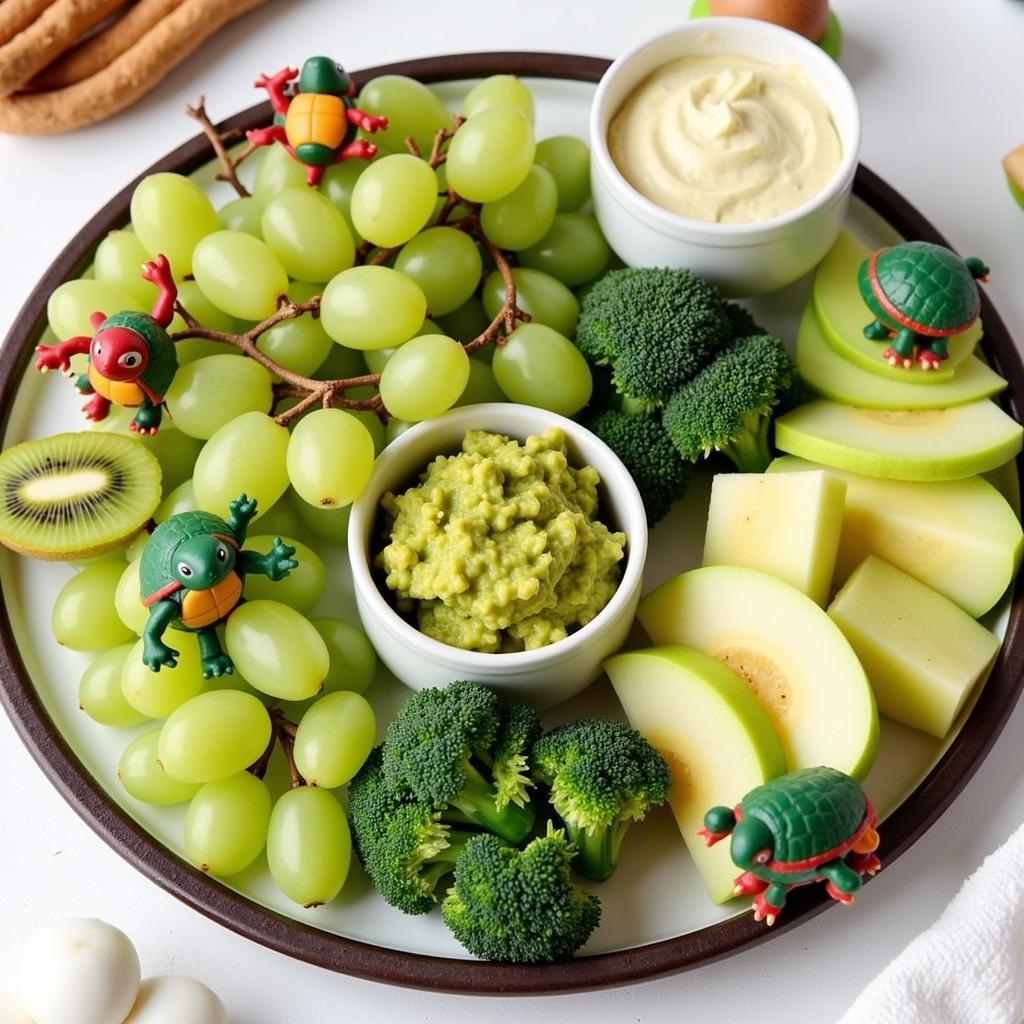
xmin=122 ymin=976 xmax=228 ymax=1024
xmin=18 ymin=919 xmax=140 ymax=1024
xmin=0 ymin=991 xmax=34 ymax=1024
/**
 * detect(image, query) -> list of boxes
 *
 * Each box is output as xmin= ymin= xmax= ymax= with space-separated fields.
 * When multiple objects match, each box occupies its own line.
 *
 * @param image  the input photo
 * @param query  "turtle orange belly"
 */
xmin=180 ymin=572 xmax=243 ymax=629
xmin=88 ymin=364 xmax=145 ymax=406
xmin=285 ymin=93 xmax=347 ymax=151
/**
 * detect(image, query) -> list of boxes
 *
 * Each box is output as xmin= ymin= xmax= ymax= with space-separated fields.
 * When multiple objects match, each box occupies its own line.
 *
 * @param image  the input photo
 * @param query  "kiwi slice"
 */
xmin=0 ymin=432 xmax=162 ymax=560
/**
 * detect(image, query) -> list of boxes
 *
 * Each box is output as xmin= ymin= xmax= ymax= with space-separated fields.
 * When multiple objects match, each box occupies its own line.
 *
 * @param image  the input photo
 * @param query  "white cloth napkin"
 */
xmin=839 ymin=821 xmax=1024 ymax=1024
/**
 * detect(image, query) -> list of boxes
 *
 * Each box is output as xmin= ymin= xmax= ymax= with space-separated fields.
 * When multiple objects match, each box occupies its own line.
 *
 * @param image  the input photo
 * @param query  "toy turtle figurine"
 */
xmin=859 ymin=241 xmax=989 ymax=371
xmin=34 ymin=255 xmax=178 ymax=434
xmin=139 ymin=494 xmax=297 ymax=678
xmin=699 ymin=766 xmax=880 ymax=926
xmin=246 ymin=57 xmax=388 ymax=187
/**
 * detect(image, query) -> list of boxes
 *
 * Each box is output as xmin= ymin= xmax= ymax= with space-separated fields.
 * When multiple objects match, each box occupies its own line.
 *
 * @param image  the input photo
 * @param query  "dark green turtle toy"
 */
xmin=699 ymin=766 xmax=880 ymax=926
xmin=139 ymin=494 xmax=297 ymax=678
xmin=859 ymin=241 xmax=989 ymax=371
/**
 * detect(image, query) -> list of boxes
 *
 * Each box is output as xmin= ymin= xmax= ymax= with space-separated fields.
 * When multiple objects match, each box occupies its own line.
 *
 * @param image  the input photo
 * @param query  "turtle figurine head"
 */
xmin=700 ymin=806 xmax=778 ymax=871
xmin=169 ymin=532 xmax=238 ymax=592
xmin=89 ymin=315 xmax=155 ymax=382
xmin=298 ymin=56 xmax=354 ymax=98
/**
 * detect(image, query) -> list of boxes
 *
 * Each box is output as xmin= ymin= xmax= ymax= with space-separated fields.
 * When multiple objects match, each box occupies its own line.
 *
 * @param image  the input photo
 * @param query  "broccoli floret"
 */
xmin=531 ymin=719 xmax=671 ymax=882
xmin=662 ymin=334 xmax=798 ymax=473
xmin=721 ymin=300 xmax=766 ymax=340
xmin=442 ymin=826 xmax=602 ymax=962
xmin=489 ymin=702 xmax=543 ymax=812
xmin=583 ymin=409 xmax=690 ymax=526
xmin=575 ymin=268 xmax=732 ymax=405
xmin=381 ymin=681 xmax=536 ymax=845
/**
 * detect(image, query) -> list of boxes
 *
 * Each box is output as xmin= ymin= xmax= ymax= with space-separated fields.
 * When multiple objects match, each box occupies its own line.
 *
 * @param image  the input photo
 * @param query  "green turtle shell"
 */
xmin=97 ymin=311 xmax=177 ymax=399
xmin=738 ymin=766 xmax=866 ymax=865
xmin=140 ymin=510 xmax=235 ymax=601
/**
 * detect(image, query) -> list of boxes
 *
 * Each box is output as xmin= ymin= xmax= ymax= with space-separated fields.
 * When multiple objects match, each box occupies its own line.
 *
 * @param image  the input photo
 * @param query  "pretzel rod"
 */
xmin=0 ymin=0 xmax=55 ymax=47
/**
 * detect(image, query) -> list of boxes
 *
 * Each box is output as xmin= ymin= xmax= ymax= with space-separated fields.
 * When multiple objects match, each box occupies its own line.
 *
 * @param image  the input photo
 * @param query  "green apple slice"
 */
xmin=775 ymin=399 xmax=1023 ymax=481
xmin=814 ymin=231 xmax=979 ymax=383
xmin=769 ymin=455 xmax=1023 ymax=617
xmin=605 ymin=644 xmax=787 ymax=903
xmin=637 ymin=565 xmax=878 ymax=780
xmin=798 ymin=306 xmax=1006 ymax=409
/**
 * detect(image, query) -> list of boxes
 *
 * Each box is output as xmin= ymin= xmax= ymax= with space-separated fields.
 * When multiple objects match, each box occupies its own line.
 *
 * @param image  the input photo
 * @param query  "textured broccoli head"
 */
xmin=662 ymin=334 xmax=798 ymax=473
xmin=488 ymin=702 xmax=543 ymax=812
xmin=441 ymin=826 xmax=602 ymax=962
xmin=531 ymin=719 xmax=671 ymax=882
xmin=575 ymin=268 xmax=732 ymax=404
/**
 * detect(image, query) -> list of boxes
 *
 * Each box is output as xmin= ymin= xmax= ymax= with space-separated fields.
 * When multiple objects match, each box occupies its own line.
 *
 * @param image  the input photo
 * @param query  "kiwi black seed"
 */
xmin=0 ymin=432 xmax=162 ymax=560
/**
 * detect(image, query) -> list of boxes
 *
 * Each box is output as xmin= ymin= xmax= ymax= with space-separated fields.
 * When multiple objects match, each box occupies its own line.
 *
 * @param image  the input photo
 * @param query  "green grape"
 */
xmin=293 ymin=495 xmax=350 ymax=545
xmin=52 ymin=562 xmax=134 ymax=652
xmin=243 ymin=534 xmax=325 ymax=612
xmin=69 ymin=545 xmax=127 ymax=570
xmin=79 ymin=644 xmax=147 ymax=728
xmin=446 ymin=108 xmax=535 ymax=203
xmin=251 ymin=490 xmax=304 ymax=540
xmin=293 ymin=692 xmax=375 ymax=787
xmin=257 ymin=281 xmax=333 ymax=376
xmin=350 ymin=154 xmax=437 ymax=248
xmin=261 ymin=187 xmax=355 ymax=282
xmin=492 ymin=322 xmax=593 ymax=415
xmin=114 ymin=557 xmax=147 ymax=635
xmin=159 ymin=690 xmax=272 ymax=783
xmin=168 ymin=279 xmax=247 ymax=341
xmin=436 ymin=297 xmax=489 ymax=343
xmin=47 ymin=280 xmax=142 ymax=340
xmin=93 ymin=230 xmax=158 ymax=306
xmin=143 ymin=427 xmax=203 ymax=495
xmin=354 ymin=409 xmax=386 ymax=455
xmin=480 ymin=165 xmax=557 ymax=250
xmin=218 ymin=196 xmax=265 ymax=237
xmin=121 ymin=634 xmax=205 ymax=718
xmin=224 ymin=600 xmax=328 ymax=700
xmin=130 ymin=172 xmax=220 ymax=275
xmin=311 ymin=617 xmax=377 ymax=695
xmin=125 ymin=531 xmax=149 ymax=563
xmin=385 ymin=418 xmax=414 ymax=444
xmin=252 ymin=142 xmax=307 ymax=201
xmin=379 ymin=334 xmax=469 ymax=421
xmin=286 ymin=408 xmax=375 ymax=509
xmin=320 ymin=266 xmax=426 ymax=350
xmin=267 ymin=786 xmax=351 ymax=907
xmin=321 ymin=161 xmax=365 ymax=243
xmin=535 ymin=136 xmax=592 ymax=212
xmin=192 ymin=412 xmax=290 ymax=520
xmin=192 ymin=231 xmax=289 ymax=320
xmin=184 ymin=771 xmax=272 ymax=877
xmin=165 ymin=355 xmax=273 ymax=439
xmin=314 ymin=341 xmax=367 ymax=380
xmin=461 ymin=74 xmax=535 ymax=124
xmin=482 ymin=267 xmax=580 ymax=338
xmin=455 ymin=358 xmax=505 ymax=407
xmin=155 ymin=479 xmax=197 ymax=523
xmin=518 ymin=213 xmax=610 ymax=286
xmin=394 ymin=227 xmax=482 ymax=316
xmin=119 ymin=728 xmax=202 ymax=805
xmin=361 ymin=346 xmax=398 ymax=374
xmin=357 ymin=75 xmax=453 ymax=154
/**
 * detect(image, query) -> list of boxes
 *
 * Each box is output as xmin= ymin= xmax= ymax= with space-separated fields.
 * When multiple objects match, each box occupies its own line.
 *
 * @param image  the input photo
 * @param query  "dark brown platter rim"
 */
xmin=1 ymin=51 xmax=1022 ymax=996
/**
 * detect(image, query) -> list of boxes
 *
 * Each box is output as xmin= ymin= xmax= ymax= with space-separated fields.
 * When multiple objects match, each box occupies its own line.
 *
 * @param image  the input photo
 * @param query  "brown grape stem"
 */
xmin=185 ymin=96 xmax=254 ymax=198
xmin=279 ymin=729 xmax=305 ymax=790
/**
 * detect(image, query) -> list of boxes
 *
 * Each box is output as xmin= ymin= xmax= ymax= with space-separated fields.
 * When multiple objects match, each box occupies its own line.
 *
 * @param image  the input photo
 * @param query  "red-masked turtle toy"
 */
xmin=35 ymin=255 xmax=178 ymax=434
xmin=699 ymin=766 xmax=880 ymax=926
xmin=246 ymin=57 xmax=388 ymax=187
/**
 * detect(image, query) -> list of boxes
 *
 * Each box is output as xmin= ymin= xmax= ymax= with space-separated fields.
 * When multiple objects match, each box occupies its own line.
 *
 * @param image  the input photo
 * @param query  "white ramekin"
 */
xmin=590 ymin=18 xmax=861 ymax=296
xmin=347 ymin=403 xmax=648 ymax=709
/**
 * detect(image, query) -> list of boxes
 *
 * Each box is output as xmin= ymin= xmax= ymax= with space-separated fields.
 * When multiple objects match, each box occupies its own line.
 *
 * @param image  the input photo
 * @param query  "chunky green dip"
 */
xmin=377 ymin=427 xmax=626 ymax=653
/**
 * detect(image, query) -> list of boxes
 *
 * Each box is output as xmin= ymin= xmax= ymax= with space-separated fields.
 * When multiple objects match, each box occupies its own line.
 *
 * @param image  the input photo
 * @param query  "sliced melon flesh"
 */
xmin=637 ymin=565 xmax=878 ymax=779
xmin=984 ymin=458 xmax=1022 ymax=520
xmin=702 ymin=470 xmax=846 ymax=607
xmin=798 ymin=306 xmax=1006 ymax=409
xmin=605 ymin=645 xmax=787 ymax=903
xmin=768 ymin=455 xmax=1023 ymax=617
xmin=775 ymin=399 xmax=1023 ymax=482
xmin=814 ymin=231 xmax=980 ymax=383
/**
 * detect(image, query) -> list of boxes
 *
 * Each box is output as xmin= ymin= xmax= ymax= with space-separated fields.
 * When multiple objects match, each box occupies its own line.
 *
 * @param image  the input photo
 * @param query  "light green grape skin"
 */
xmin=394 ymin=227 xmax=482 ymax=316
xmin=480 ymin=165 xmax=557 ymax=251
xmin=354 ymin=409 xmax=386 ymax=456
xmin=192 ymin=231 xmax=289 ymax=320
xmin=492 ymin=322 xmax=593 ymax=415
xmin=252 ymin=142 xmax=307 ymax=201
xmin=384 ymin=418 xmax=414 ymax=445
xmin=243 ymin=534 xmax=325 ymax=612
xmin=380 ymin=334 xmax=469 ymax=421
xmin=287 ymin=408 xmax=375 ymax=509
xmin=320 ymin=266 xmax=426 ymax=350
xmin=455 ymin=358 xmax=505 ymax=408
xmin=119 ymin=727 xmax=202 ymax=805
xmin=79 ymin=644 xmax=148 ymax=728
xmin=461 ymin=74 xmax=535 ymax=124
xmin=155 ymin=479 xmax=197 ymax=523
xmin=446 ymin=108 xmax=535 ymax=203
xmin=261 ymin=187 xmax=355 ymax=283
xmin=362 ymin=346 xmax=398 ymax=374
xmin=121 ymin=634 xmax=205 ymax=719
xmin=252 ymin=490 xmax=305 ymax=541
xmin=184 ymin=771 xmax=272 ymax=877
xmin=321 ymin=161 xmax=366 ymax=244
xmin=483 ymin=267 xmax=580 ymax=339
xmin=310 ymin=617 xmax=377 ymax=695
xmin=534 ymin=136 xmax=592 ymax=212
xmin=69 ymin=545 xmax=127 ymax=570
xmin=350 ymin=155 xmax=437 ymax=248
xmin=130 ymin=173 xmax=221 ymax=275
xmin=47 ymin=280 xmax=142 ymax=340
xmin=224 ymin=601 xmax=328 ymax=701
xmin=114 ymin=557 xmax=147 ymax=635
xmin=165 ymin=355 xmax=273 ymax=440
xmin=292 ymin=495 xmax=350 ymax=545
xmin=143 ymin=427 xmax=203 ymax=495
xmin=125 ymin=531 xmax=150 ymax=563
xmin=159 ymin=690 xmax=272 ymax=784
xmin=93 ymin=230 xmax=158 ymax=306
xmin=293 ymin=692 xmax=375 ymax=788
xmin=168 ymin=279 xmax=248 ymax=346
xmin=267 ymin=786 xmax=351 ymax=907
xmin=518 ymin=213 xmax=610 ymax=287
xmin=52 ymin=563 xmax=134 ymax=652
xmin=314 ymin=341 xmax=367 ymax=381
xmin=257 ymin=281 xmax=333 ymax=377
xmin=436 ymin=298 xmax=490 ymax=344
xmin=357 ymin=75 xmax=453 ymax=155
xmin=219 ymin=196 xmax=265 ymax=238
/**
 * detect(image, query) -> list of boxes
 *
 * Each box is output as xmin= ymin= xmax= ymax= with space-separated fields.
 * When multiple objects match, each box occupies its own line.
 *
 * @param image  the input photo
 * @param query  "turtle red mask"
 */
xmin=91 ymin=326 xmax=150 ymax=381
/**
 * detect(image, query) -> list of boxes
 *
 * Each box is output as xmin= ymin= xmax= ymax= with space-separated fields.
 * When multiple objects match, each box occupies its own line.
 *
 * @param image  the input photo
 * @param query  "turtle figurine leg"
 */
xmin=733 ymin=871 xmax=769 ymax=897
xmin=196 ymin=627 xmax=234 ymax=679
xmin=752 ymin=883 xmax=789 ymax=926
xmin=82 ymin=392 xmax=112 ymax=422
xmin=74 ymin=373 xmax=94 ymax=394
xmin=130 ymin=399 xmax=163 ymax=436
xmin=226 ymin=493 xmax=259 ymax=543
xmin=918 ymin=338 xmax=949 ymax=371
xmin=883 ymin=328 xmax=918 ymax=370
xmin=820 ymin=859 xmax=863 ymax=905
xmin=863 ymin=319 xmax=892 ymax=342
xmin=239 ymin=538 xmax=298 ymax=581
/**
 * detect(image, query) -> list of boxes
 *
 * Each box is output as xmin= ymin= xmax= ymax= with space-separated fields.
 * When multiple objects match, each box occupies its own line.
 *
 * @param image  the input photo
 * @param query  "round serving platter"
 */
xmin=1 ymin=52 xmax=1023 ymax=995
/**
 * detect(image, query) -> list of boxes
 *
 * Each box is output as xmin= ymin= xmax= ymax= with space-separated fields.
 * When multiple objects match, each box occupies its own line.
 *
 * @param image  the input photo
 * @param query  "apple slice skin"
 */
xmin=606 ymin=644 xmax=787 ymax=903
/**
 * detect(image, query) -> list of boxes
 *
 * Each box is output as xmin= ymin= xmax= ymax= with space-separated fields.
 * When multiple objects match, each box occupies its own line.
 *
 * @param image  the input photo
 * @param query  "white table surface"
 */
xmin=2 ymin=0 xmax=1023 ymax=1019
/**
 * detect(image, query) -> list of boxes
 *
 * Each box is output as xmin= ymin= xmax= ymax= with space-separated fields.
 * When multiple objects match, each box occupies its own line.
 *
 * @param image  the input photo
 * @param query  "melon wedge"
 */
xmin=637 ymin=566 xmax=878 ymax=779
xmin=605 ymin=645 xmax=787 ymax=903
xmin=984 ymin=459 xmax=1022 ymax=520
xmin=775 ymin=399 xmax=1023 ymax=481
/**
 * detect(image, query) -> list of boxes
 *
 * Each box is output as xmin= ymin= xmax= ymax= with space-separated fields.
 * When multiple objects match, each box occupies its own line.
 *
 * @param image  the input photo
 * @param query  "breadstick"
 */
xmin=0 ymin=0 xmax=54 ymax=46
xmin=0 ymin=0 xmax=274 ymax=133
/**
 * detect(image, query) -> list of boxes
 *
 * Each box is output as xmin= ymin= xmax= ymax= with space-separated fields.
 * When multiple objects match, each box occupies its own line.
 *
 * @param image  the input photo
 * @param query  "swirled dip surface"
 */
xmin=377 ymin=427 xmax=625 ymax=653
xmin=608 ymin=54 xmax=842 ymax=223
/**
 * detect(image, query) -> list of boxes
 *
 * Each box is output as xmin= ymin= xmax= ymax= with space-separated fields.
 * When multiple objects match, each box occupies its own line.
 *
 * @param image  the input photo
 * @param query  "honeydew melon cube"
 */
xmin=702 ymin=470 xmax=846 ymax=607
xmin=828 ymin=556 xmax=1001 ymax=738
xmin=605 ymin=645 xmax=787 ymax=903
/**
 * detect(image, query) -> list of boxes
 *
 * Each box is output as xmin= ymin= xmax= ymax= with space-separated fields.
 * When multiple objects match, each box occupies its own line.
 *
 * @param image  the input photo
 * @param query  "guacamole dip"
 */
xmin=377 ymin=427 xmax=626 ymax=653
